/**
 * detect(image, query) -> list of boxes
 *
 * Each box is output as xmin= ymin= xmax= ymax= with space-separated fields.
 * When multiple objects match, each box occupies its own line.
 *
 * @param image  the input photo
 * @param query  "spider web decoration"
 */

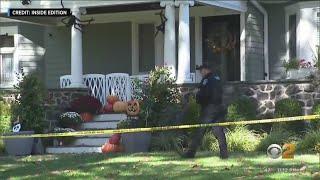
xmin=155 ymin=10 xmax=167 ymax=37
xmin=21 ymin=0 xmax=31 ymax=5
xmin=206 ymin=32 xmax=237 ymax=54
xmin=60 ymin=0 xmax=94 ymax=32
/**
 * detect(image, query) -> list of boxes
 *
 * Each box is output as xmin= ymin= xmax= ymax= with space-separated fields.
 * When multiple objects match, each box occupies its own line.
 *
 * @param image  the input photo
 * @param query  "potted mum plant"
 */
xmin=70 ymin=95 xmax=102 ymax=122
xmin=58 ymin=112 xmax=82 ymax=130
xmin=4 ymin=71 xmax=47 ymax=156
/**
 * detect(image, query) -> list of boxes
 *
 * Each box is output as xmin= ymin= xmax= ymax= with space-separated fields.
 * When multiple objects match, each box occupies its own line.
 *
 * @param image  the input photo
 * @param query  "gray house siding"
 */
xmin=83 ymin=22 xmax=132 ymax=75
xmin=245 ymin=1 xmax=265 ymax=81
xmin=44 ymin=26 xmax=71 ymax=88
xmin=18 ymin=23 xmax=45 ymax=79
xmin=44 ymin=22 xmax=132 ymax=88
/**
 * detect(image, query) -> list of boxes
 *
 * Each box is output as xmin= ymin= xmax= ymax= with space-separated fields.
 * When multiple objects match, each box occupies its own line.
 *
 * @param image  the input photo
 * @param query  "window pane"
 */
xmin=0 ymin=35 xmax=14 ymax=47
xmin=0 ymin=54 xmax=14 ymax=84
xmin=138 ymin=24 xmax=155 ymax=72
xmin=289 ymin=14 xmax=297 ymax=59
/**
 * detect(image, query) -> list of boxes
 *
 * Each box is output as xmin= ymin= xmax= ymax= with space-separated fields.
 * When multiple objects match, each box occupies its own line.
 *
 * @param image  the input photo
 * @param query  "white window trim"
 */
xmin=0 ymin=34 xmax=19 ymax=88
xmin=285 ymin=1 xmax=320 ymax=62
xmin=131 ymin=20 xmax=158 ymax=75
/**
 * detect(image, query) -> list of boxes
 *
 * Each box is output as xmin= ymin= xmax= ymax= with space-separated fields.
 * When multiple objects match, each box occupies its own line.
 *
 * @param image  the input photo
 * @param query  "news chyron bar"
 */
xmin=8 ymin=8 xmax=71 ymax=17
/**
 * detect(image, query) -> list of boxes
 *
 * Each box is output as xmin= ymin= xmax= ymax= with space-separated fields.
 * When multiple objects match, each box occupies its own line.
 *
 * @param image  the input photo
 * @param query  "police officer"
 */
xmin=181 ymin=64 xmax=228 ymax=159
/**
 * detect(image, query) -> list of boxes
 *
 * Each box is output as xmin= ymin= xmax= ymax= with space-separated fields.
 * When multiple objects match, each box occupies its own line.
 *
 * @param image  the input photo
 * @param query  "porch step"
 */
xmin=94 ymin=114 xmax=127 ymax=122
xmin=72 ymin=137 xmax=109 ymax=146
xmin=46 ymin=146 xmax=102 ymax=154
xmin=81 ymin=121 xmax=119 ymax=130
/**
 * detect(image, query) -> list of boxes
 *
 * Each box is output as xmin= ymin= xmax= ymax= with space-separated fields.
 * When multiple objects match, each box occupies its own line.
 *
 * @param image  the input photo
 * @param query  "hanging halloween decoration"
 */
xmin=206 ymin=31 xmax=237 ymax=54
xmin=21 ymin=0 xmax=31 ymax=5
xmin=126 ymin=100 xmax=140 ymax=116
xmin=155 ymin=10 xmax=167 ymax=37
xmin=60 ymin=15 xmax=94 ymax=32
xmin=60 ymin=0 xmax=94 ymax=32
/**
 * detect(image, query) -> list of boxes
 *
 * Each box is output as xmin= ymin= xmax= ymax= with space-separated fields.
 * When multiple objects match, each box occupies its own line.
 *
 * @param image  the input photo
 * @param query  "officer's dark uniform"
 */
xmin=185 ymin=70 xmax=228 ymax=158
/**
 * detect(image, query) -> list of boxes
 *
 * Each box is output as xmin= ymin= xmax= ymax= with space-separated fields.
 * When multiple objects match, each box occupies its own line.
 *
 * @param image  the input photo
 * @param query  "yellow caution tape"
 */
xmin=0 ymin=115 xmax=319 ymax=139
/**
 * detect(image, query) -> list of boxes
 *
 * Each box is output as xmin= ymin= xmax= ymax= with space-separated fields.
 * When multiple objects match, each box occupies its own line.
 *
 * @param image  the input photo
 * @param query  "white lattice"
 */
xmin=105 ymin=73 xmax=131 ymax=102
xmin=83 ymin=74 xmax=106 ymax=105
xmin=60 ymin=75 xmax=72 ymax=88
xmin=129 ymin=74 xmax=149 ymax=100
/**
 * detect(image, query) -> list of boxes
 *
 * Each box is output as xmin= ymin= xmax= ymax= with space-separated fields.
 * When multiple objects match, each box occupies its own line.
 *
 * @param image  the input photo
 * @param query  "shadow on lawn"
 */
xmin=0 ymin=152 xmax=318 ymax=179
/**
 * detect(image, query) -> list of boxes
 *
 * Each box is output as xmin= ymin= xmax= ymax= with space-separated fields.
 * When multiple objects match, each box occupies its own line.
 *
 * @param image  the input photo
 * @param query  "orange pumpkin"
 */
xmin=127 ymin=100 xmax=140 ymax=116
xmin=80 ymin=112 xmax=93 ymax=122
xmin=113 ymin=101 xmax=127 ymax=113
xmin=106 ymin=95 xmax=119 ymax=105
xmin=101 ymin=143 xmax=123 ymax=153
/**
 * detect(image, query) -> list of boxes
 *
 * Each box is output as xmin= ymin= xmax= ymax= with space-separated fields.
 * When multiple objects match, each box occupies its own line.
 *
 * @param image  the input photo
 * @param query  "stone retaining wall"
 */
xmin=180 ymin=80 xmax=318 ymax=117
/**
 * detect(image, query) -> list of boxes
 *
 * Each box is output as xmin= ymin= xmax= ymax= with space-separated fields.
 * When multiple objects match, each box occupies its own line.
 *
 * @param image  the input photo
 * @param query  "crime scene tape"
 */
xmin=0 ymin=115 xmax=319 ymax=139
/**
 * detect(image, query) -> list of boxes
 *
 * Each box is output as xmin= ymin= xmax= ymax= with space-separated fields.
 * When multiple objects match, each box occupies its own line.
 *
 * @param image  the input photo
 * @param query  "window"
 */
xmin=289 ymin=14 xmax=297 ymax=59
xmin=0 ymin=35 xmax=15 ymax=86
xmin=0 ymin=54 xmax=14 ymax=84
xmin=0 ymin=35 xmax=14 ymax=48
xmin=138 ymin=24 xmax=155 ymax=73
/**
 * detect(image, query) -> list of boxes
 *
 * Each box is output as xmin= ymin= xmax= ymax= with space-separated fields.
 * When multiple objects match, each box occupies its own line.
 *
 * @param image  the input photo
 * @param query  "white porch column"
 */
xmin=176 ymin=0 xmax=194 ymax=84
xmin=160 ymin=0 xmax=176 ymax=78
xmin=69 ymin=7 xmax=84 ymax=88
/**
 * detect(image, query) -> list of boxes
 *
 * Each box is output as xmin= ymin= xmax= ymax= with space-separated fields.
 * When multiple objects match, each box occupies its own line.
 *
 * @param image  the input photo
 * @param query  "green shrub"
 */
xmin=297 ymin=129 xmax=320 ymax=153
xmin=136 ymin=66 xmax=182 ymax=127
xmin=256 ymin=129 xmax=297 ymax=152
xmin=0 ymin=101 xmax=11 ymax=134
xmin=183 ymin=96 xmax=201 ymax=125
xmin=311 ymin=102 xmax=320 ymax=130
xmin=150 ymin=132 xmax=186 ymax=151
xmin=12 ymin=72 xmax=47 ymax=133
xmin=227 ymin=96 xmax=256 ymax=122
xmin=274 ymin=98 xmax=305 ymax=133
xmin=201 ymin=126 xmax=261 ymax=153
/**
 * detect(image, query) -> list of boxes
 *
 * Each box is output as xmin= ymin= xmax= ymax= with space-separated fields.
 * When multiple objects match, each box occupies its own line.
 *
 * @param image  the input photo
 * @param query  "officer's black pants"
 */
xmin=188 ymin=104 xmax=228 ymax=157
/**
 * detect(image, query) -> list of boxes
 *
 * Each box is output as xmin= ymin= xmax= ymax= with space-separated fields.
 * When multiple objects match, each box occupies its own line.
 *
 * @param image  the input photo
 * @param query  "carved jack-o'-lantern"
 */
xmin=126 ymin=100 xmax=140 ymax=116
xmin=113 ymin=101 xmax=127 ymax=113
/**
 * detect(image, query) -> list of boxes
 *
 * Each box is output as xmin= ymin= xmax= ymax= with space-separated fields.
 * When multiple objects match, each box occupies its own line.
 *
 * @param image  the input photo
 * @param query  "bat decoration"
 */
xmin=21 ymin=0 xmax=31 ymax=5
xmin=155 ymin=10 xmax=167 ymax=37
xmin=60 ymin=0 xmax=94 ymax=32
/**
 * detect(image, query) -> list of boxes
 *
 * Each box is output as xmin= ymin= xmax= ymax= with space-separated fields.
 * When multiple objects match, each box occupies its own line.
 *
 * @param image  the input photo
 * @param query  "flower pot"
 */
xmin=121 ymin=132 xmax=151 ymax=153
xmin=80 ymin=112 xmax=93 ymax=122
xmin=4 ymin=131 xmax=34 ymax=156
xmin=286 ymin=68 xmax=316 ymax=79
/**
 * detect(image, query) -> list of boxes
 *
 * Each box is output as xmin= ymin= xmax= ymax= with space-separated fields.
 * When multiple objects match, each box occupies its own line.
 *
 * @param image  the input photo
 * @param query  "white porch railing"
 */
xmin=60 ymin=73 xmax=148 ymax=105
xmin=60 ymin=73 xmax=195 ymax=105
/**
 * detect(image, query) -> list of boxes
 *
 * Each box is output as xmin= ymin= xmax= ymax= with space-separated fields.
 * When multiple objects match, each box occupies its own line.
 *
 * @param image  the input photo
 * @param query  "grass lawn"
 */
xmin=0 ymin=152 xmax=319 ymax=179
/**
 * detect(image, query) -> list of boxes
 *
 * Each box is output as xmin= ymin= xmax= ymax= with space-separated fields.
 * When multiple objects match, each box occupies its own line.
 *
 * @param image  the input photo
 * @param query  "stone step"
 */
xmin=72 ymin=137 xmax=109 ymax=146
xmin=81 ymin=121 xmax=118 ymax=130
xmin=46 ymin=146 xmax=102 ymax=154
xmin=94 ymin=114 xmax=127 ymax=122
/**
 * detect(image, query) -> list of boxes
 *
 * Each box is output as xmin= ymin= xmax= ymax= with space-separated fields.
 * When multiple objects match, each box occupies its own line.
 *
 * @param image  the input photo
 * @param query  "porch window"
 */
xmin=288 ymin=14 xmax=297 ymax=59
xmin=0 ymin=35 xmax=15 ymax=86
xmin=0 ymin=54 xmax=14 ymax=85
xmin=138 ymin=24 xmax=155 ymax=73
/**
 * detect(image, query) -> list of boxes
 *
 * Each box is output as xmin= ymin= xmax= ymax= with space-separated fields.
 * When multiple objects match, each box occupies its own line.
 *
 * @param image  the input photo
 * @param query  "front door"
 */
xmin=202 ymin=15 xmax=240 ymax=81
